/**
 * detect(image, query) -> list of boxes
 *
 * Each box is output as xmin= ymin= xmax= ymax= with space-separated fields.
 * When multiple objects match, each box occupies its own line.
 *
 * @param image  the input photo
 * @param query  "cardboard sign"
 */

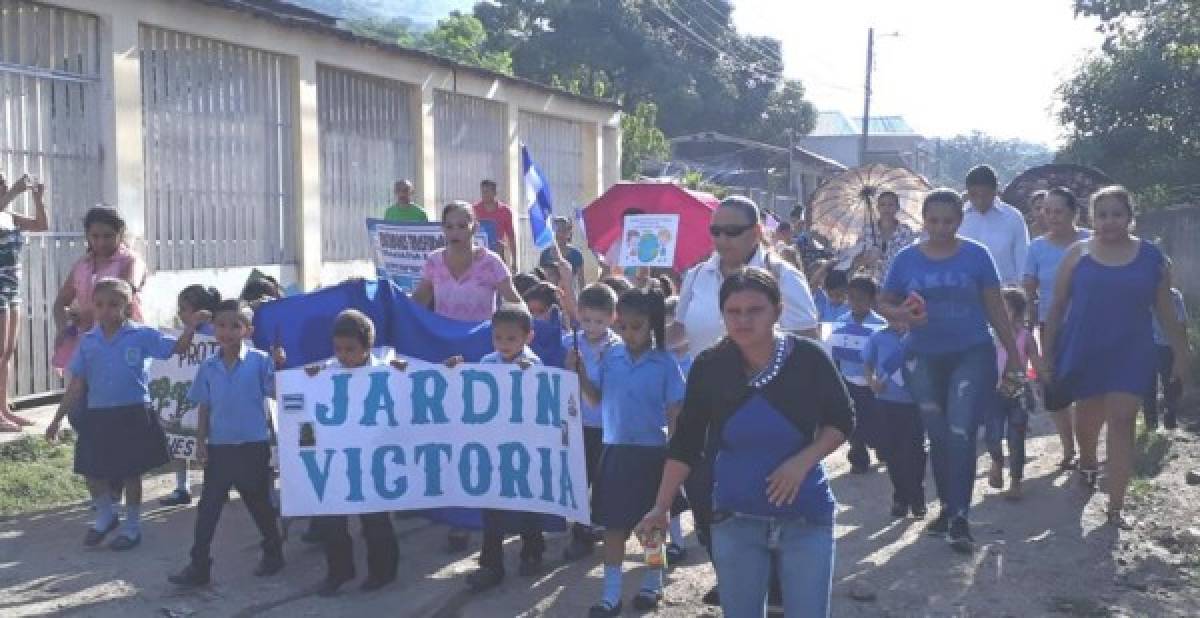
xmin=149 ymin=333 xmax=220 ymax=461
xmin=618 ymin=214 xmax=679 ymax=268
xmin=366 ymin=219 xmax=495 ymax=292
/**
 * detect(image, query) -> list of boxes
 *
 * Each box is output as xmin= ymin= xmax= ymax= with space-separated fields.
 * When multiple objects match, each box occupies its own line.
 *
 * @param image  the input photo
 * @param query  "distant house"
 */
xmin=798 ymin=111 xmax=930 ymax=175
xmin=658 ymin=131 xmax=847 ymax=213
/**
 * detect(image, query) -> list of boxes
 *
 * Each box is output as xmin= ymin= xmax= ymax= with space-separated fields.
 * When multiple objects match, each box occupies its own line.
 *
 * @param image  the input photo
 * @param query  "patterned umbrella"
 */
xmin=1002 ymin=163 xmax=1113 ymax=227
xmin=807 ymin=163 xmax=930 ymax=256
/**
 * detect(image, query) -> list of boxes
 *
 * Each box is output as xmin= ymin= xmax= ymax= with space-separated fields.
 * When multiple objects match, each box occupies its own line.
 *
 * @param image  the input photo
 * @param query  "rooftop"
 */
xmin=810 ymin=111 xmax=918 ymax=136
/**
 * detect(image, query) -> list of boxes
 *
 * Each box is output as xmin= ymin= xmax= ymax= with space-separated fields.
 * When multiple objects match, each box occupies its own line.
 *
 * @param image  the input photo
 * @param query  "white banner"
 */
xmin=366 ymin=219 xmax=491 ymax=292
xmin=149 ymin=333 xmax=220 ymax=460
xmin=618 ymin=214 xmax=679 ymax=268
xmin=275 ymin=361 xmax=591 ymax=523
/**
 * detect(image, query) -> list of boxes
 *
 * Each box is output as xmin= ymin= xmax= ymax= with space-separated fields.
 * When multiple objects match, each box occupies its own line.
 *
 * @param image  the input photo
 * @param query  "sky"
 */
xmin=730 ymin=0 xmax=1104 ymax=146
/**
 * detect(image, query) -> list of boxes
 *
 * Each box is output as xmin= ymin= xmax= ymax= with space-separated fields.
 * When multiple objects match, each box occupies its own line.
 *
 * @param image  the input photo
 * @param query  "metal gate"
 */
xmin=0 ymin=0 xmax=101 ymax=396
xmin=434 ymin=91 xmax=504 ymax=207
xmin=140 ymin=25 xmax=297 ymax=271
xmin=517 ymin=111 xmax=583 ymax=270
xmin=318 ymin=65 xmax=415 ymax=261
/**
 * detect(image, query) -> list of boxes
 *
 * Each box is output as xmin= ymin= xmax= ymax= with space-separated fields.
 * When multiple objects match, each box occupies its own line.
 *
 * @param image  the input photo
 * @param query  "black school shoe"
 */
xmin=159 ymin=489 xmax=192 ymax=507
xmin=910 ymin=502 xmax=928 ymax=518
xmin=465 ymin=566 xmax=504 ymax=592
xmin=702 ymin=584 xmax=720 ymax=605
xmin=948 ymin=517 xmax=974 ymax=554
xmin=632 ymin=589 xmax=662 ymax=610
xmin=588 ymin=600 xmax=622 ymax=617
xmin=926 ymin=509 xmax=950 ymax=537
xmin=168 ymin=561 xmax=212 ymax=587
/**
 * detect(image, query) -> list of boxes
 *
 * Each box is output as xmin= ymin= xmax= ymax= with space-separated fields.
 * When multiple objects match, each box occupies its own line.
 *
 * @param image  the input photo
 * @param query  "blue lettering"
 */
xmin=497 ymin=442 xmax=533 ymax=498
xmin=508 ymin=370 xmax=524 ymax=423
xmin=372 ymin=446 xmax=407 ymax=499
xmin=537 ymin=447 xmax=554 ymax=502
xmin=315 ymin=374 xmax=350 ymax=425
xmin=558 ymin=449 xmax=577 ymax=509
xmin=461 ymin=370 xmax=499 ymax=425
xmin=410 ymin=370 xmax=449 ymax=424
xmin=415 ymin=443 xmax=452 ymax=496
xmin=344 ymin=447 xmax=364 ymax=502
xmin=299 ymin=449 xmax=337 ymax=501
xmin=360 ymin=371 xmax=398 ymax=427
xmin=535 ymin=372 xmax=561 ymax=426
xmin=459 ymin=442 xmax=492 ymax=496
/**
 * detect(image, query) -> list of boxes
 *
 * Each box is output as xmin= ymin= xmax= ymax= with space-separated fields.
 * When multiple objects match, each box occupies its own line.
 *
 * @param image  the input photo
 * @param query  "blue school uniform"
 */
xmin=828 ymin=312 xmax=885 ymax=387
xmin=188 ymin=345 xmax=275 ymax=445
xmin=563 ymin=331 xmax=619 ymax=429
xmin=863 ymin=328 xmax=913 ymax=404
xmin=591 ymin=344 xmax=686 ymax=529
xmin=67 ymin=321 xmax=178 ymax=479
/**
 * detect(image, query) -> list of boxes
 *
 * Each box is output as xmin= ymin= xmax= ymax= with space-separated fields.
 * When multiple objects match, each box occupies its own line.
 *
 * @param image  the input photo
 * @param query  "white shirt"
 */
xmin=677 ymin=248 xmax=819 ymax=353
xmin=958 ymin=198 xmax=1029 ymax=284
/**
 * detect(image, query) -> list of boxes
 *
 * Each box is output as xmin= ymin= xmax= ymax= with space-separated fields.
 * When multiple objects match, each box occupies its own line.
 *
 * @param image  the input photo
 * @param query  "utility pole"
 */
xmin=859 ymin=27 xmax=874 ymax=167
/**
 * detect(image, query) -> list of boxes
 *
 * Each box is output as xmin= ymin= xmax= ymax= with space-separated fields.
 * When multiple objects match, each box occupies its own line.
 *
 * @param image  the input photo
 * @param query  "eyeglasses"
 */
xmin=709 ymin=224 xmax=754 ymax=238
xmin=443 ymin=222 xmax=471 ymax=230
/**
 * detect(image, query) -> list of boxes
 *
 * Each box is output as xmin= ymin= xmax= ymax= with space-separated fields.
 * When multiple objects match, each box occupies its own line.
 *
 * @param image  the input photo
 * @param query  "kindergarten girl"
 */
xmin=985 ymin=288 xmax=1044 ymax=500
xmin=45 ymin=278 xmax=206 ymax=550
xmin=160 ymin=284 xmax=222 ymax=507
xmin=571 ymin=284 xmax=685 ymax=616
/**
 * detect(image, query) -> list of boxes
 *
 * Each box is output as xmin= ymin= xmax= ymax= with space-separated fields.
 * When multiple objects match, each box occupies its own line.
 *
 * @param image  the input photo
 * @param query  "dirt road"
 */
xmin=2 ymin=405 xmax=1198 ymax=617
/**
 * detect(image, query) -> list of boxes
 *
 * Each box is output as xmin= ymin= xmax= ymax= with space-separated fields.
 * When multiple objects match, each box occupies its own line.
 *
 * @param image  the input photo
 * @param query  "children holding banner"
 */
xmin=160 ymin=284 xmax=222 ymax=507
xmin=168 ymin=299 xmax=283 ymax=585
xmin=302 ymin=309 xmax=401 ymax=595
xmin=571 ymin=285 xmax=685 ymax=616
xmin=454 ymin=304 xmax=548 ymax=591
xmin=44 ymin=278 xmax=206 ymax=551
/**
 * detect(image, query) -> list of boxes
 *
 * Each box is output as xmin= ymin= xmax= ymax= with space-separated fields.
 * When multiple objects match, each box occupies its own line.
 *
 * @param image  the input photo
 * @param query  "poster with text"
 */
xmin=149 ymin=333 xmax=221 ymax=460
xmin=275 ymin=360 xmax=590 ymax=523
xmin=367 ymin=219 xmax=495 ymax=292
xmin=618 ymin=214 xmax=679 ymax=268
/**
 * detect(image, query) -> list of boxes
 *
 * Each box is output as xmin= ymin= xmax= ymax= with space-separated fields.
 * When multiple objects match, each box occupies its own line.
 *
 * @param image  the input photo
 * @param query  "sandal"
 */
xmin=1078 ymin=467 xmax=1099 ymax=489
xmin=1058 ymin=451 xmax=1078 ymax=470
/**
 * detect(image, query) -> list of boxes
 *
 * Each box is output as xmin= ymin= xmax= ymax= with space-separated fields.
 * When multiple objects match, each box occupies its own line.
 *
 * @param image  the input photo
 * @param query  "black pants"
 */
xmin=572 ymin=427 xmax=605 ymax=543
xmin=480 ymin=509 xmax=545 ymax=574
xmin=846 ymin=382 xmax=879 ymax=468
xmin=1143 ymin=344 xmax=1181 ymax=428
xmin=318 ymin=512 xmax=398 ymax=581
xmin=189 ymin=442 xmax=281 ymax=565
xmin=877 ymin=400 xmax=927 ymax=506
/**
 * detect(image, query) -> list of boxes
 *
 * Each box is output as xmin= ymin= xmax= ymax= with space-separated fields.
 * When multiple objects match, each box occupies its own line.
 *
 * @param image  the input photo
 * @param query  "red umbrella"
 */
xmin=582 ymin=182 xmax=720 ymax=272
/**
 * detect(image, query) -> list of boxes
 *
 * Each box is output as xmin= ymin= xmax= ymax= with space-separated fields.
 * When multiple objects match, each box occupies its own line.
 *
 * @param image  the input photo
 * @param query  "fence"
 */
xmin=434 ymin=91 xmax=505 ymax=206
xmin=1138 ymin=204 xmax=1200 ymax=304
xmin=317 ymin=65 xmax=416 ymax=262
xmin=517 ymin=111 xmax=584 ymax=270
xmin=1 ymin=0 xmax=102 ymax=397
xmin=139 ymin=25 xmax=297 ymax=271
xmin=724 ymin=186 xmax=799 ymax=221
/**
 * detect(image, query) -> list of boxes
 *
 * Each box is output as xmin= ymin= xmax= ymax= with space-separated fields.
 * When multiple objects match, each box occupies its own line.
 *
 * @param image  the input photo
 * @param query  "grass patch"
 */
xmin=0 ymin=434 xmax=87 ymax=517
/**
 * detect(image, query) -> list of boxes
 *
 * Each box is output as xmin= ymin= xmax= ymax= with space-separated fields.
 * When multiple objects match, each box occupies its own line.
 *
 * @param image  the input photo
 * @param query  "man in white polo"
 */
xmin=958 ymin=164 xmax=1029 ymax=285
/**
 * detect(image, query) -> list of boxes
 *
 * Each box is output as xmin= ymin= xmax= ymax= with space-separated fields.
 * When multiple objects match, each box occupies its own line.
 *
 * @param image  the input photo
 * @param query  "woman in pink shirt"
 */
xmin=52 ymin=207 xmax=147 ymax=372
xmin=411 ymin=200 xmax=523 ymax=551
xmin=412 ymin=201 xmax=522 ymax=321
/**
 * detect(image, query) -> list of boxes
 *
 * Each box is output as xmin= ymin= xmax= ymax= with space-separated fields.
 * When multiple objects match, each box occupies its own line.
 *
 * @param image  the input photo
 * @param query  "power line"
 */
xmin=682 ymin=0 xmax=785 ymax=64
xmin=660 ymin=0 xmax=783 ymax=69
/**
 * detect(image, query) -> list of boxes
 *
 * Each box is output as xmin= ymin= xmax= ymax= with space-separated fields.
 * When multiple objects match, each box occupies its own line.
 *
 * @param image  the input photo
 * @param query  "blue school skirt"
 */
xmin=72 ymin=404 xmax=170 ymax=479
xmin=592 ymin=444 xmax=666 ymax=530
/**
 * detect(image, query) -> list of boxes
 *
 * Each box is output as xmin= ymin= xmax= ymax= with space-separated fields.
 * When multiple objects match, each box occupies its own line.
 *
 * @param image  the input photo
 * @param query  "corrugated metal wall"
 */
xmin=603 ymin=126 xmax=620 ymax=189
xmin=517 ymin=111 xmax=583 ymax=269
xmin=434 ymin=91 xmax=504 ymax=207
xmin=139 ymin=25 xmax=297 ymax=271
xmin=317 ymin=65 xmax=415 ymax=261
xmin=0 ymin=0 xmax=100 ymax=396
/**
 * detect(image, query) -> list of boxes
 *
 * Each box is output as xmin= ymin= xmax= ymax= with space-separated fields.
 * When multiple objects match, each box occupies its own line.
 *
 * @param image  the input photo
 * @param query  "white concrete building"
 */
xmin=0 ymin=0 xmax=621 ymax=396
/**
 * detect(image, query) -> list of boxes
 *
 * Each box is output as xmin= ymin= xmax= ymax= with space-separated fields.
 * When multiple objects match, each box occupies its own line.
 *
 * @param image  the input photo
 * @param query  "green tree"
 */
xmin=420 ymin=12 xmax=513 ymax=74
xmin=346 ymin=16 xmax=417 ymax=47
xmin=928 ymin=132 xmax=1054 ymax=189
xmin=1056 ymin=0 xmax=1200 ymax=206
xmin=621 ymin=102 xmax=669 ymax=179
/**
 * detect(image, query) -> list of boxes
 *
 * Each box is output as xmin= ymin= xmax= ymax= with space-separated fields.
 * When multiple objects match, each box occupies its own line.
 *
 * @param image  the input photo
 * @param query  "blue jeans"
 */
xmin=711 ymin=511 xmax=834 ymax=617
xmin=904 ymin=343 xmax=996 ymax=520
xmin=983 ymin=389 xmax=1030 ymax=480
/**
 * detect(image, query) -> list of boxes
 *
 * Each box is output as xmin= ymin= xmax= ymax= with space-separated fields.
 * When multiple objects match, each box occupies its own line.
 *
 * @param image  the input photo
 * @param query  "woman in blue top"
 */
xmin=1022 ymin=186 xmax=1091 ymax=468
xmin=638 ymin=267 xmax=853 ymax=618
xmin=878 ymin=188 xmax=1022 ymax=554
xmin=1044 ymin=186 xmax=1191 ymax=528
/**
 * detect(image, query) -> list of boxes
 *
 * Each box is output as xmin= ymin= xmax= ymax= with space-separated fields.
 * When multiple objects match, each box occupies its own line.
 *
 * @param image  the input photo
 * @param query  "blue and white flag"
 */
xmin=522 ymin=144 xmax=555 ymax=250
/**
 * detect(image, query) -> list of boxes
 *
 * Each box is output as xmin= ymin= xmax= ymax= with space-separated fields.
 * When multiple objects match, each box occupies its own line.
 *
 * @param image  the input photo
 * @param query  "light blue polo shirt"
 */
xmin=68 ymin=322 xmax=178 ymax=408
xmin=563 ymin=330 xmax=619 ymax=429
xmin=480 ymin=347 xmax=542 ymax=366
xmin=596 ymin=345 xmax=685 ymax=447
xmin=1023 ymin=230 xmax=1090 ymax=322
xmin=188 ymin=345 xmax=275 ymax=445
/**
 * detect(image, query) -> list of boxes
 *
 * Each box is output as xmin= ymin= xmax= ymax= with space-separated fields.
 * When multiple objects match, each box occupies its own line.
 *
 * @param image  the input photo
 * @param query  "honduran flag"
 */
xmin=522 ymin=144 xmax=555 ymax=250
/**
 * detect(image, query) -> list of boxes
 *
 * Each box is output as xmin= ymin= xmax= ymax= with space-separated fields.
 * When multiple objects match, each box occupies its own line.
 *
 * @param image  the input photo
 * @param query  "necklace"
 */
xmin=747 ymin=333 xmax=790 ymax=389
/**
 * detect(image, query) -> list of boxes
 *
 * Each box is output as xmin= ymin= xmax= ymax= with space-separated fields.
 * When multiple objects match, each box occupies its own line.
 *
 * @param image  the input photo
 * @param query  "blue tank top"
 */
xmin=1056 ymin=240 xmax=1162 ymax=381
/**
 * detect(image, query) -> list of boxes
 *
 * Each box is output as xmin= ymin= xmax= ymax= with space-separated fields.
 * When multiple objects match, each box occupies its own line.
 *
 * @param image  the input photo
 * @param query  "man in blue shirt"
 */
xmin=170 ymin=299 xmax=282 ymax=587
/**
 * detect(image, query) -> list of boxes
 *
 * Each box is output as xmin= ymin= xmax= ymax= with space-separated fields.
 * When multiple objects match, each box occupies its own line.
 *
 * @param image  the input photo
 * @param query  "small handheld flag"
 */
xmin=522 ymin=145 xmax=555 ymax=250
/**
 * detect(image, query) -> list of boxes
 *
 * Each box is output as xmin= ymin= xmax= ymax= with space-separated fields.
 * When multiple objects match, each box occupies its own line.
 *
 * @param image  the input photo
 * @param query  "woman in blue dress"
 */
xmin=1044 ymin=186 xmax=1191 ymax=528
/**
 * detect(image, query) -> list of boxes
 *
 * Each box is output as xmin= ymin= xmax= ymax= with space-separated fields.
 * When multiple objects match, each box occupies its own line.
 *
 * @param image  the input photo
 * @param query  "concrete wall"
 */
xmin=1137 ymin=205 xmax=1200 ymax=305
xmin=42 ymin=0 xmax=621 ymax=326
